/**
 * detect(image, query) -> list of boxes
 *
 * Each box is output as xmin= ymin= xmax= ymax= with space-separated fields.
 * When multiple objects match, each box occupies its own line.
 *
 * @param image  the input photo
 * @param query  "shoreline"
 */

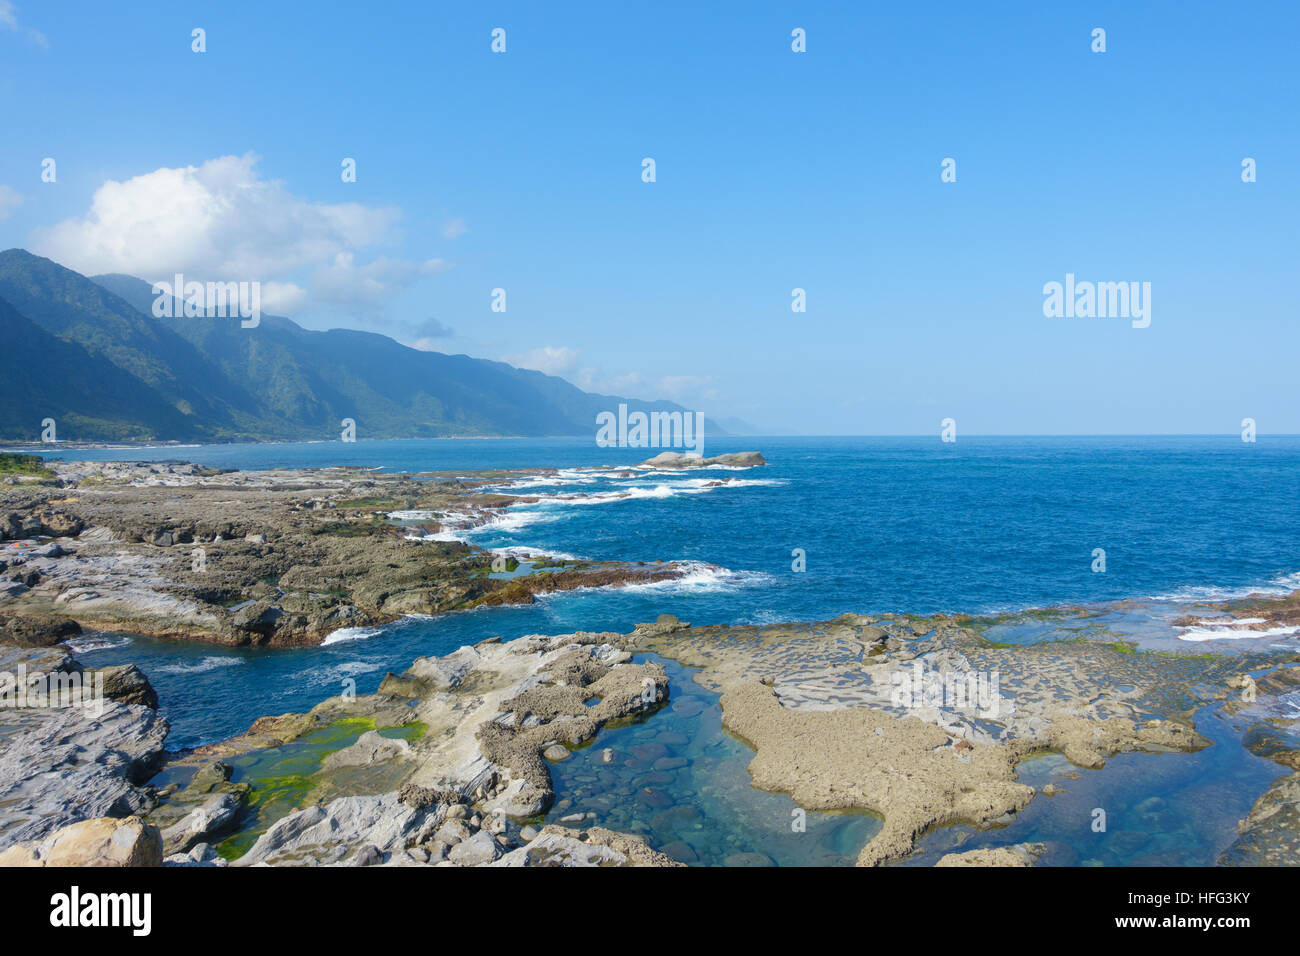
xmin=6 ymin=600 xmax=1295 ymax=867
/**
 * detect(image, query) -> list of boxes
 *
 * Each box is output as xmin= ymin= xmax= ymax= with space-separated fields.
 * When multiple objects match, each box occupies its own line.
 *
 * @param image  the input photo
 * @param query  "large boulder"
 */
xmin=0 ymin=817 xmax=162 ymax=867
xmin=0 ymin=614 xmax=82 ymax=648
xmin=97 ymin=663 xmax=159 ymax=709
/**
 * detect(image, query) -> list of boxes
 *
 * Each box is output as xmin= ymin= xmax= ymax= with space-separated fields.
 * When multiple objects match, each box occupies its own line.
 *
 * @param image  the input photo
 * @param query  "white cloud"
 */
xmin=502 ymin=346 xmax=582 ymax=377
xmin=309 ymin=251 xmax=448 ymax=311
xmin=29 ymin=154 xmax=448 ymax=315
xmin=503 ymin=346 xmax=719 ymax=405
xmin=260 ymin=282 xmax=309 ymax=315
xmin=0 ymin=2 xmax=49 ymax=47
xmin=33 ymin=154 xmax=397 ymax=279
xmin=441 ymin=218 xmax=468 ymax=239
xmin=0 ymin=185 xmax=22 ymax=221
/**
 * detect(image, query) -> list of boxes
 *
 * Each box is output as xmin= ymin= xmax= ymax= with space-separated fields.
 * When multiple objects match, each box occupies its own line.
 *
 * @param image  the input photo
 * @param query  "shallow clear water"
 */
xmin=544 ymin=656 xmax=880 ymax=866
xmin=901 ymin=707 xmax=1286 ymax=866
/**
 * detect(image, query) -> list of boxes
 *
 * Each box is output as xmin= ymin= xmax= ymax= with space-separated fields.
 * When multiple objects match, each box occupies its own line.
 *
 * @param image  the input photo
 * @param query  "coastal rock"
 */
xmin=935 ymin=843 xmax=1046 ymax=867
xmin=97 ymin=663 xmax=159 ymax=709
xmin=0 ymin=701 xmax=169 ymax=849
xmin=161 ymin=792 xmax=245 ymax=855
xmin=322 ymin=729 xmax=415 ymax=770
xmin=448 ymin=830 xmax=502 ymax=865
xmin=1219 ymin=772 xmax=1300 ymax=866
xmin=0 ymin=816 xmax=163 ymax=867
xmin=234 ymin=793 xmax=429 ymax=866
xmin=0 ymin=613 xmax=82 ymax=647
xmin=639 ymin=451 xmax=766 ymax=469
xmin=403 ymin=644 xmax=482 ymax=691
xmin=164 ymin=843 xmax=228 ymax=867
xmin=633 ymin=613 xmax=689 ymax=637
xmin=492 ymin=826 xmax=682 ymax=867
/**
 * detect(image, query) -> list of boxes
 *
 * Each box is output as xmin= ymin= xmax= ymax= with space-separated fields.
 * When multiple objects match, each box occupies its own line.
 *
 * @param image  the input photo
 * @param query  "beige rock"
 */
xmin=0 ymin=817 xmax=162 ymax=867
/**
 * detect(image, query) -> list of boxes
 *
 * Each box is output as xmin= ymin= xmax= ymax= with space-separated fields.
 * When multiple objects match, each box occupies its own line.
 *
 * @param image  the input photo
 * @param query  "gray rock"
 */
xmin=234 ymin=793 xmax=425 ymax=867
xmin=448 ymin=830 xmax=501 ymax=865
xmin=434 ymin=818 xmax=471 ymax=846
xmin=0 ymin=701 xmax=169 ymax=849
xmin=162 ymin=792 xmax=243 ymax=855
xmin=351 ymin=845 xmax=383 ymax=867
xmin=322 ymin=730 xmax=414 ymax=770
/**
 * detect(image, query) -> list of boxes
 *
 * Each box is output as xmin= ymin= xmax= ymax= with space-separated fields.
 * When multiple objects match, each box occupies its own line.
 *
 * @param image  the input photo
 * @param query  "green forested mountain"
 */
xmin=0 ymin=249 xmax=713 ymax=443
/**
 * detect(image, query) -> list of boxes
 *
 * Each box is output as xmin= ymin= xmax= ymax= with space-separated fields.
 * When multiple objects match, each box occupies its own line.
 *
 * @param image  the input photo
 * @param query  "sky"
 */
xmin=0 ymin=1 xmax=1296 ymax=435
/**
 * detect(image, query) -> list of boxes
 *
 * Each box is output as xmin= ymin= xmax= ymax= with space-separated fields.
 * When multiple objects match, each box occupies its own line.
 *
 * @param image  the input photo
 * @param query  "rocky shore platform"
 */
xmin=0 ymin=458 xmax=713 ymax=647
xmin=5 ymin=593 xmax=1296 ymax=867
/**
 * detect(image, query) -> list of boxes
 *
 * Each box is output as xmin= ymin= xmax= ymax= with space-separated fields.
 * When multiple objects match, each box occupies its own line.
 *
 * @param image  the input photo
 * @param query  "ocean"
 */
xmin=38 ymin=434 xmax=1300 ymax=749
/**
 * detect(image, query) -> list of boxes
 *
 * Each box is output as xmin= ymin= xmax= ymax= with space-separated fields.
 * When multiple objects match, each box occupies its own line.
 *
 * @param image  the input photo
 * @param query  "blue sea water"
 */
xmin=41 ymin=435 xmax=1300 ymax=749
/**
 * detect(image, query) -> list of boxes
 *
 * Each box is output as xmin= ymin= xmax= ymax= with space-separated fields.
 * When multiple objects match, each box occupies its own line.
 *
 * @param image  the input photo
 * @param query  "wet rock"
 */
xmin=661 ymin=840 xmax=699 ymax=863
xmin=630 ymin=742 xmax=668 ymax=761
xmin=1220 ymin=771 xmax=1300 ymax=866
xmin=671 ymin=697 xmax=706 ymax=717
xmin=322 ymin=730 xmax=414 ymax=770
xmin=0 ymin=613 xmax=82 ymax=648
xmin=635 ymin=787 xmax=673 ymax=809
xmin=723 ymin=851 xmax=775 ymax=867
xmin=98 ymin=664 xmax=158 ymax=709
xmin=653 ymin=756 xmax=688 ymax=771
xmin=639 ymin=452 xmax=766 ymax=469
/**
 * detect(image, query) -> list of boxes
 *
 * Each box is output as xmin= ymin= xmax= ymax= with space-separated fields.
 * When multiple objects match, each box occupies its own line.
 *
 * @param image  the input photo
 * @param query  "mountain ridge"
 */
xmin=0 ymin=249 xmax=722 ymax=443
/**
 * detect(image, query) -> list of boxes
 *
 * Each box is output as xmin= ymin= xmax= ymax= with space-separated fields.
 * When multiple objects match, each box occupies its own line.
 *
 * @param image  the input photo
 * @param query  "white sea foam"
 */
xmin=1177 ymin=623 xmax=1300 ymax=643
xmin=65 ymin=634 xmax=132 ymax=653
xmin=154 ymin=656 xmax=243 ymax=675
xmin=489 ymin=544 xmax=584 ymax=562
xmin=321 ymin=624 xmax=388 ymax=646
xmin=309 ymin=660 xmax=384 ymax=686
xmin=525 ymin=477 xmax=785 ymax=508
xmin=1148 ymin=571 xmax=1300 ymax=604
xmin=614 ymin=562 xmax=773 ymax=594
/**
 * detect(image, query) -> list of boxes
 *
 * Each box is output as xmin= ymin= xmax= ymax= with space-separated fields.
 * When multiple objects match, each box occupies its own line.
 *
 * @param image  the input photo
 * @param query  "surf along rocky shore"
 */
xmin=0 ymin=454 xmax=764 ymax=647
xmin=1 ymin=453 xmax=1298 ymax=867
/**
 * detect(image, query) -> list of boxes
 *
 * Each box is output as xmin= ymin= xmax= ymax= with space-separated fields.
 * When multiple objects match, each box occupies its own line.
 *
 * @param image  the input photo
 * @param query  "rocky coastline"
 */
xmin=0 ymin=458 xmax=726 ymax=648
xmin=2 ymin=454 xmax=1298 ymax=868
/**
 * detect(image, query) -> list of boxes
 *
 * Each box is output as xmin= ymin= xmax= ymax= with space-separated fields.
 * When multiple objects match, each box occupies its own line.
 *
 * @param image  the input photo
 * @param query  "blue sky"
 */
xmin=1 ymin=1 xmax=1296 ymax=434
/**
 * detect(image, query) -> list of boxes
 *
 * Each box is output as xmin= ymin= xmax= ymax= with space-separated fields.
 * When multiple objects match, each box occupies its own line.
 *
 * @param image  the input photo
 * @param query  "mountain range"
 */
xmin=0 ymin=249 xmax=720 ymax=443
